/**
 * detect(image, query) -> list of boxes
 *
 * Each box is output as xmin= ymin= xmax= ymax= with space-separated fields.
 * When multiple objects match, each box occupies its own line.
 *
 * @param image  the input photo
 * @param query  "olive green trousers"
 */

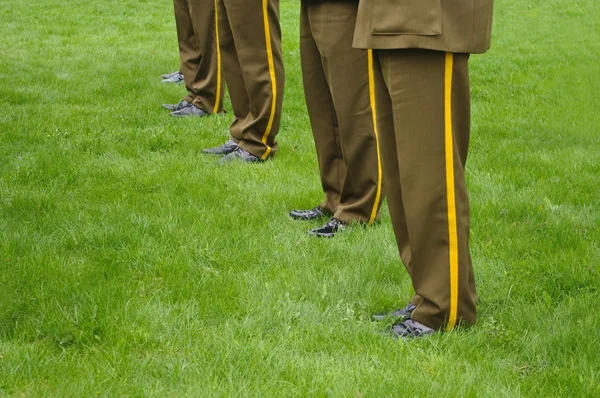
xmin=216 ymin=0 xmax=284 ymax=159
xmin=300 ymin=1 xmax=383 ymax=224
xmin=173 ymin=0 xmax=223 ymax=113
xmin=373 ymin=49 xmax=477 ymax=330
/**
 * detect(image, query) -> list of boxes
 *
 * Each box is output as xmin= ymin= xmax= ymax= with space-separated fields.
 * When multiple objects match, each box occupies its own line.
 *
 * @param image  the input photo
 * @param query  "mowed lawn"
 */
xmin=1 ymin=0 xmax=599 ymax=396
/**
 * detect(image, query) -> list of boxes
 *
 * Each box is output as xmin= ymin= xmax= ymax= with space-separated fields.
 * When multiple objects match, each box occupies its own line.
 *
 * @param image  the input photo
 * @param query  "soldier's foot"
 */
xmin=372 ymin=303 xmax=416 ymax=321
xmin=170 ymin=104 xmax=209 ymax=117
xmin=289 ymin=205 xmax=327 ymax=221
xmin=162 ymin=99 xmax=191 ymax=111
xmin=309 ymin=217 xmax=345 ymax=238
xmin=390 ymin=318 xmax=435 ymax=339
xmin=202 ymin=140 xmax=238 ymax=155
xmin=160 ymin=71 xmax=179 ymax=79
xmin=161 ymin=71 xmax=184 ymax=83
xmin=219 ymin=147 xmax=263 ymax=164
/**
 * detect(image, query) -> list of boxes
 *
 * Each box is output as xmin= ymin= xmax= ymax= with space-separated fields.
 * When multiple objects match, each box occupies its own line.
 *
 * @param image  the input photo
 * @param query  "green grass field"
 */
xmin=1 ymin=0 xmax=600 ymax=396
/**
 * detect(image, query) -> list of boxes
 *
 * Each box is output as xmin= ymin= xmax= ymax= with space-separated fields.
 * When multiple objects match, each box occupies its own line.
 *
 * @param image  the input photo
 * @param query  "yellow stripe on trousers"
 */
xmin=444 ymin=52 xmax=459 ymax=331
xmin=212 ymin=0 xmax=222 ymax=114
xmin=366 ymin=50 xmax=383 ymax=224
xmin=259 ymin=0 xmax=276 ymax=160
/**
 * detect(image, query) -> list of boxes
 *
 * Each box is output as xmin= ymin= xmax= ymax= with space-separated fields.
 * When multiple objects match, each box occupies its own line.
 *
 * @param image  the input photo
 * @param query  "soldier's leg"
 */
xmin=378 ymin=49 xmax=476 ymax=330
xmin=312 ymin=1 xmax=383 ymax=224
xmin=223 ymin=0 xmax=284 ymax=159
xmin=186 ymin=0 xmax=224 ymax=113
xmin=300 ymin=1 xmax=344 ymax=214
xmin=371 ymin=52 xmax=412 ymax=272
xmin=174 ymin=0 xmax=200 ymax=105
xmin=216 ymin=0 xmax=248 ymax=143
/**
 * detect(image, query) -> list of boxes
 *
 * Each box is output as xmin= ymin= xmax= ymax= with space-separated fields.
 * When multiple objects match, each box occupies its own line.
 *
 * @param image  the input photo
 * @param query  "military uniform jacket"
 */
xmin=353 ymin=0 xmax=494 ymax=54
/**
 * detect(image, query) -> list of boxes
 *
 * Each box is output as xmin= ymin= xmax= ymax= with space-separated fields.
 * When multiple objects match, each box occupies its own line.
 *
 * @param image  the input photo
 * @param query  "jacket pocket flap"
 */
xmin=372 ymin=0 xmax=442 ymax=36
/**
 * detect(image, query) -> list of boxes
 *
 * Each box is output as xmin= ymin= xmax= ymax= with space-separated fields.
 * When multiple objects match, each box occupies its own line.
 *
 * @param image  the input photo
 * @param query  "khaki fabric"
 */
xmin=353 ymin=0 xmax=494 ymax=54
xmin=216 ymin=0 xmax=285 ymax=159
xmin=372 ymin=50 xmax=477 ymax=330
xmin=300 ymin=1 xmax=383 ymax=224
xmin=354 ymin=0 xmax=493 ymax=331
xmin=174 ymin=0 xmax=224 ymax=113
